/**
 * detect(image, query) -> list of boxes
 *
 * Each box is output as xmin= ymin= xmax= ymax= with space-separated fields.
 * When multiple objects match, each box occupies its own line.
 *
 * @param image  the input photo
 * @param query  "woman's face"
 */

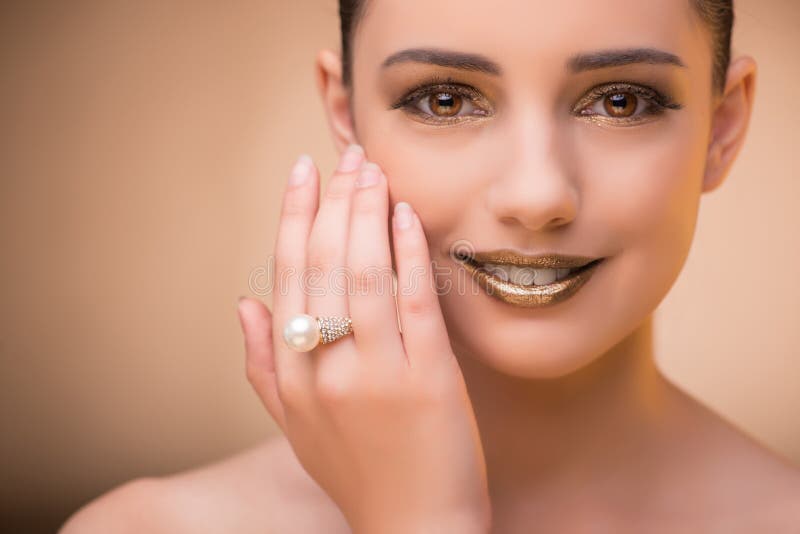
xmin=349 ymin=0 xmax=715 ymax=378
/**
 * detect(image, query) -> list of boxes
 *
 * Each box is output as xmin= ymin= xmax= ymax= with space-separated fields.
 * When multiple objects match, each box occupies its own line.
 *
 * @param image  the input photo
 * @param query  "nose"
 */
xmin=485 ymin=114 xmax=579 ymax=232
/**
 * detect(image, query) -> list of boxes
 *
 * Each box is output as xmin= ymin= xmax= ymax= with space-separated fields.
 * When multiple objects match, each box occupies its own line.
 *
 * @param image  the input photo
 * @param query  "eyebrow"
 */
xmin=567 ymin=47 xmax=686 ymax=72
xmin=380 ymin=46 xmax=686 ymax=75
xmin=381 ymin=47 xmax=502 ymax=75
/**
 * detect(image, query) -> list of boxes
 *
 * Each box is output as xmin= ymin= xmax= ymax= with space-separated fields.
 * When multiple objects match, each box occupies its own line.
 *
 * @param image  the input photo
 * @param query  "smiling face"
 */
xmin=343 ymin=0 xmax=718 ymax=378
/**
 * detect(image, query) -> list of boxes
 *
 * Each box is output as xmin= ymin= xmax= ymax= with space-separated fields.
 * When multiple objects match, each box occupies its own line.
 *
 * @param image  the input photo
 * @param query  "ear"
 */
xmin=315 ymin=48 xmax=358 ymax=154
xmin=702 ymin=54 xmax=758 ymax=193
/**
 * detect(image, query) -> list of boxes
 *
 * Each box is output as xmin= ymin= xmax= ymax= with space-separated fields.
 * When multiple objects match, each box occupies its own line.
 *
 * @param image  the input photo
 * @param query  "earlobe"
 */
xmin=315 ymin=48 xmax=358 ymax=153
xmin=702 ymin=55 xmax=758 ymax=193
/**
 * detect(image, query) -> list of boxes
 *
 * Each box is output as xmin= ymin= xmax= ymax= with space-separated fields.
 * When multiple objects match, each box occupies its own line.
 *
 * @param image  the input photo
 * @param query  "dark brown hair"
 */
xmin=338 ymin=0 xmax=733 ymax=96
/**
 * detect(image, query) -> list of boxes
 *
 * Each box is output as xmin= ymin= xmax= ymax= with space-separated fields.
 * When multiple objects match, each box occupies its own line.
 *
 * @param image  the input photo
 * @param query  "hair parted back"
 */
xmin=338 ymin=0 xmax=733 ymax=96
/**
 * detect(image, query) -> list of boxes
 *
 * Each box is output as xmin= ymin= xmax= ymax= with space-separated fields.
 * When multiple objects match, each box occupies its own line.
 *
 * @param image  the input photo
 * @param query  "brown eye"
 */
xmin=575 ymin=82 xmax=680 ymax=124
xmin=394 ymin=81 xmax=491 ymax=124
xmin=603 ymin=92 xmax=638 ymax=118
xmin=428 ymin=92 xmax=463 ymax=117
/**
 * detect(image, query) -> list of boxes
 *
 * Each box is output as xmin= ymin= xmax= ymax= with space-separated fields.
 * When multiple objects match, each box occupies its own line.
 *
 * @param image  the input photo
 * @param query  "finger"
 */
xmin=305 ymin=144 xmax=365 ymax=357
xmin=237 ymin=297 xmax=287 ymax=433
xmin=347 ymin=162 xmax=404 ymax=360
xmin=392 ymin=201 xmax=454 ymax=368
xmin=271 ymin=154 xmax=319 ymax=403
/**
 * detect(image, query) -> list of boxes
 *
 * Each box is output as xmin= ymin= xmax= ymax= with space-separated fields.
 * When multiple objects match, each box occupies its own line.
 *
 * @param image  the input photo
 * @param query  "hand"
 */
xmin=236 ymin=145 xmax=492 ymax=534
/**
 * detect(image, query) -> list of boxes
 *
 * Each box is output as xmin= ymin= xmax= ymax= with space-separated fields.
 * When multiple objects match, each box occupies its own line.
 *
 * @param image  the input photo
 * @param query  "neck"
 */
xmin=453 ymin=315 xmax=682 ymax=498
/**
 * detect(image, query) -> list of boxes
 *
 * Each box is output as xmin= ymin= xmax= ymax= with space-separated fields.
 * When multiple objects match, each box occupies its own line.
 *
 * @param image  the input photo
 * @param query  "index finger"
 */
xmin=271 ymin=154 xmax=319 ymax=398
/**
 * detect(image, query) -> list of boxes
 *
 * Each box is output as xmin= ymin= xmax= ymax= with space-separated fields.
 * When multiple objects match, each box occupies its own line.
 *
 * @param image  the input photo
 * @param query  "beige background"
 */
xmin=1 ymin=1 xmax=798 ymax=531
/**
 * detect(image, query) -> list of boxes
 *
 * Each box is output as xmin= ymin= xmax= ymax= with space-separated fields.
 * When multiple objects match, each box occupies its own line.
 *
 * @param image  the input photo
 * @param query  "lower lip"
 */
xmin=459 ymin=258 xmax=605 ymax=308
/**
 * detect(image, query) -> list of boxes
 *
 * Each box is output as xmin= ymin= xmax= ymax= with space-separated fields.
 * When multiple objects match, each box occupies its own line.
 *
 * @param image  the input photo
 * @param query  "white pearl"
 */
xmin=282 ymin=313 xmax=320 ymax=352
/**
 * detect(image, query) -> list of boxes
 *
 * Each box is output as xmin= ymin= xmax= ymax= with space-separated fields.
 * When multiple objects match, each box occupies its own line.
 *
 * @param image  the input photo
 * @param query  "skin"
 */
xmin=61 ymin=0 xmax=800 ymax=532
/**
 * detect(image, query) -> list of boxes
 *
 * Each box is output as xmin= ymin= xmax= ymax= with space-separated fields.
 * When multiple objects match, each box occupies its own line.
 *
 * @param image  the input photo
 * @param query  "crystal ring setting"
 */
xmin=282 ymin=313 xmax=354 ymax=352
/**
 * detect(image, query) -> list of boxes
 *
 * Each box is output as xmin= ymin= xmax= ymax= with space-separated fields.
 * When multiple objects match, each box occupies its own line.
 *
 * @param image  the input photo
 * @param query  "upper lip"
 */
xmin=455 ymin=249 xmax=602 ymax=269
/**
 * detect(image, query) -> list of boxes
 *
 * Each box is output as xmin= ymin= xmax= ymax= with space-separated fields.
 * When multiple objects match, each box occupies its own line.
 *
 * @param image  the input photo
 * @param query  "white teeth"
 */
xmin=481 ymin=263 xmax=575 ymax=285
xmin=508 ymin=266 xmax=536 ymax=285
xmin=483 ymin=263 xmax=509 ymax=282
xmin=533 ymin=268 xmax=557 ymax=285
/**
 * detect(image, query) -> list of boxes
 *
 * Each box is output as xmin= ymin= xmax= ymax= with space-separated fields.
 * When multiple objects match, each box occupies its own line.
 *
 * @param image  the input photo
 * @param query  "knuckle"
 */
xmin=316 ymin=383 xmax=347 ymax=406
xmin=307 ymin=240 xmax=340 ymax=272
xmin=402 ymin=248 xmax=429 ymax=268
xmin=351 ymin=192 xmax=382 ymax=216
xmin=324 ymin=174 xmax=355 ymax=200
xmin=275 ymin=373 xmax=305 ymax=407
xmin=351 ymin=265 xmax=393 ymax=295
xmin=315 ymin=370 xmax=355 ymax=405
xmin=281 ymin=191 xmax=311 ymax=218
xmin=402 ymin=294 xmax=436 ymax=317
xmin=274 ymin=255 xmax=303 ymax=278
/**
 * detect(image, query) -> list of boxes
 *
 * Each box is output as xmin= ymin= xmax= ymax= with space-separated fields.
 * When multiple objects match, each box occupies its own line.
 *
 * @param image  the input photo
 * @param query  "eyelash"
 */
xmin=390 ymin=75 xmax=683 ymax=126
xmin=389 ymin=76 xmax=489 ymax=125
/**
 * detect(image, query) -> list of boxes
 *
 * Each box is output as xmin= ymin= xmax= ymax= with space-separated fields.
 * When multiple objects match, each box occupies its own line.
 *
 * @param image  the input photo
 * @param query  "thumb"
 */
xmin=237 ymin=296 xmax=287 ymax=433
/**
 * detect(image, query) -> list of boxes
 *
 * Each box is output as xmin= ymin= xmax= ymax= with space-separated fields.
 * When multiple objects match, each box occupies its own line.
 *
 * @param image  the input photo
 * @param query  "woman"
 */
xmin=61 ymin=0 xmax=799 ymax=532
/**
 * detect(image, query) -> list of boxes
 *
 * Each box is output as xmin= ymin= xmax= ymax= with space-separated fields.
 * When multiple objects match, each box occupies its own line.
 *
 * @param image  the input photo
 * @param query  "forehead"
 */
xmin=355 ymin=0 xmax=708 ymax=77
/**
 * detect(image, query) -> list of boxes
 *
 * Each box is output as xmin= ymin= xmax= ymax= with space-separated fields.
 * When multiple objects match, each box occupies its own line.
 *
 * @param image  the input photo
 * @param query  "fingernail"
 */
xmin=289 ymin=154 xmax=312 ymax=186
xmin=337 ymin=144 xmax=365 ymax=172
xmin=394 ymin=201 xmax=413 ymax=230
xmin=356 ymin=162 xmax=381 ymax=188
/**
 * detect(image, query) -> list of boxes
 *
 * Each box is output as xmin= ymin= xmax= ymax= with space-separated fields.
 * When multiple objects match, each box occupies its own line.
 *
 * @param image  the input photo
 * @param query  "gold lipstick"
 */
xmin=454 ymin=249 xmax=605 ymax=308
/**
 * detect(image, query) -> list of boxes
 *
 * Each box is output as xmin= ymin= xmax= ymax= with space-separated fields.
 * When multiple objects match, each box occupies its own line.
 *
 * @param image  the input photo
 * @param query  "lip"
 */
xmin=463 ymin=249 xmax=599 ymax=269
xmin=454 ymin=249 xmax=605 ymax=308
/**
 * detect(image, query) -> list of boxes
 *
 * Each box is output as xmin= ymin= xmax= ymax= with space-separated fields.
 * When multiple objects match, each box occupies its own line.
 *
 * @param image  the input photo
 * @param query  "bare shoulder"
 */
xmin=714 ymin=428 xmax=800 ymax=528
xmin=59 ymin=434 xmax=351 ymax=534
xmin=672 ymin=391 xmax=800 ymax=529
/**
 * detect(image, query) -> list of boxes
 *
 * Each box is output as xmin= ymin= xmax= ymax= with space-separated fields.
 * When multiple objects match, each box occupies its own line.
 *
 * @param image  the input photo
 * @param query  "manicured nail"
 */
xmin=289 ymin=154 xmax=312 ymax=186
xmin=394 ymin=201 xmax=413 ymax=230
xmin=337 ymin=144 xmax=365 ymax=172
xmin=356 ymin=162 xmax=381 ymax=188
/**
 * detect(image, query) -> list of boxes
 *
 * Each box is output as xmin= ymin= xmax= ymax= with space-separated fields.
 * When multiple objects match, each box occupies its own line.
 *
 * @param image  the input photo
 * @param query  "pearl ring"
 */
xmin=282 ymin=313 xmax=353 ymax=352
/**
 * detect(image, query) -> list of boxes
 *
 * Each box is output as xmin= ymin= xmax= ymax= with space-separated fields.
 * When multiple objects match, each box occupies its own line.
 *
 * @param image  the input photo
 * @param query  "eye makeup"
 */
xmin=388 ymin=74 xmax=494 ymax=126
xmin=571 ymin=80 xmax=683 ymax=126
xmin=388 ymin=72 xmax=684 ymax=127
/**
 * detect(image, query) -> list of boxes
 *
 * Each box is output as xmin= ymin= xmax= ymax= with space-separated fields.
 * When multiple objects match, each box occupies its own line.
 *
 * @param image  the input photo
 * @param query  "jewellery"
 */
xmin=282 ymin=313 xmax=353 ymax=352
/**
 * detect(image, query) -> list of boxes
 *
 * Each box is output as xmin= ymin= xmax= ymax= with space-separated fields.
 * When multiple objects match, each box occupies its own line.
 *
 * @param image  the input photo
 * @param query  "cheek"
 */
xmin=364 ymin=131 xmax=489 ymax=245
xmin=579 ymin=120 xmax=708 ymax=320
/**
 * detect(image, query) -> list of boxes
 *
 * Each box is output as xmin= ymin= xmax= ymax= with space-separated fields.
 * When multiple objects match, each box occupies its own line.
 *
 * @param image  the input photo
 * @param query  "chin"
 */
xmin=454 ymin=325 xmax=606 ymax=379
